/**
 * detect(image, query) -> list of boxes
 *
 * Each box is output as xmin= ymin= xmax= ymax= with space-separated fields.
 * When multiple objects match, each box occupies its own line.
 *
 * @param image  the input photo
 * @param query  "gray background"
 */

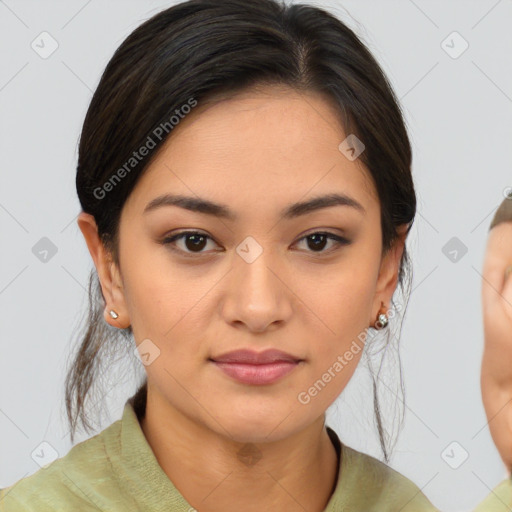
xmin=1 ymin=1 xmax=511 ymax=510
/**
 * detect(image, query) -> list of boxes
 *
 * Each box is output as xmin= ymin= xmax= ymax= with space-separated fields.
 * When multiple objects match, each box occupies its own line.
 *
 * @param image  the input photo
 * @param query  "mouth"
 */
xmin=209 ymin=348 xmax=303 ymax=365
xmin=209 ymin=348 xmax=304 ymax=385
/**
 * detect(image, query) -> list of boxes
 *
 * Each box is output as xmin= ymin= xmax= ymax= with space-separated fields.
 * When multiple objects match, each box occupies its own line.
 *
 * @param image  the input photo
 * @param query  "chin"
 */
xmin=212 ymin=412 xmax=308 ymax=446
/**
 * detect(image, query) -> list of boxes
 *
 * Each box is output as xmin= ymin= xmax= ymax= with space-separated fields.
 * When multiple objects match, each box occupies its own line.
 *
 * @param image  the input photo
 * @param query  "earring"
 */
xmin=374 ymin=302 xmax=388 ymax=329
xmin=109 ymin=309 xmax=119 ymax=319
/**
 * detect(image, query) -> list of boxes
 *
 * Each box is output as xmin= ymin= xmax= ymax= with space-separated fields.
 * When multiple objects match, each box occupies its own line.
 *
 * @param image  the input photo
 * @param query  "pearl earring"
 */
xmin=374 ymin=303 xmax=389 ymax=329
xmin=109 ymin=309 xmax=119 ymax=319
xmin=375 ymin=312 xmax=388 ymax=329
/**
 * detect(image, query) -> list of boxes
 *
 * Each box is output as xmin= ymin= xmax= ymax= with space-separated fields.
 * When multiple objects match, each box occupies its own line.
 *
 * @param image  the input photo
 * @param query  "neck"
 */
xmin=139 ymin=387 xmax=340 ymax=512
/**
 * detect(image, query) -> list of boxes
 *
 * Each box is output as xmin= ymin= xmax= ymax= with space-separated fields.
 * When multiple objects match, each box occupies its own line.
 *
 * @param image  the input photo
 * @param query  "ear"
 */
xmin=77 ymin=211 xmax=130 ymax=329
xmin=371 ymin=224 xmax=408 ymax=326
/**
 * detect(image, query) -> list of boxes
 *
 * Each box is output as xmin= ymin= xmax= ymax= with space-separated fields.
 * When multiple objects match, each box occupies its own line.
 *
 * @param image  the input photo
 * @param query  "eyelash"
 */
xmin=161 ymin=230 xmax=350 ymax=258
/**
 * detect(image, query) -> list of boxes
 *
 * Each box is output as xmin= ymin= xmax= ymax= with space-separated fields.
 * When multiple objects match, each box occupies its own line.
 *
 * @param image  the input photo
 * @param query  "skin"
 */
xmin=481 ymin=220 xmax=512 ymax=474
xmin=78 ymin=85 xmax=406 ymax=512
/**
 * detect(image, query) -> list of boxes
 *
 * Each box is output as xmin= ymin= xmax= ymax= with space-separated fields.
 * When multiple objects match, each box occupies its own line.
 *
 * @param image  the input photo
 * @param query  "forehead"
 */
xmin=123 ymin=85 xmax=378 ymax=218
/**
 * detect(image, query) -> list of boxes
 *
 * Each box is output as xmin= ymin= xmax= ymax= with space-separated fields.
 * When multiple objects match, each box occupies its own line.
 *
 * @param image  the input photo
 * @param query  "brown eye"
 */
xmin=162 ymin=231 xmax=217 ymax=255
xmin=295 ymin=232 xmax=350 ymax=253
xmin=162 ymin=230 xmax=350 ymax=258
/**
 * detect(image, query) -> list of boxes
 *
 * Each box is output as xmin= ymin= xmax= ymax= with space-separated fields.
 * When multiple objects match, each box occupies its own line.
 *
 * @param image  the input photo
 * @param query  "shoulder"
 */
xmin=0 ymin=418 xmax=126 ymax=512
xmin=473 ymin=477 xmax=512 ymax=511
xmin=331 ymin=443 xmax=440 ymax=511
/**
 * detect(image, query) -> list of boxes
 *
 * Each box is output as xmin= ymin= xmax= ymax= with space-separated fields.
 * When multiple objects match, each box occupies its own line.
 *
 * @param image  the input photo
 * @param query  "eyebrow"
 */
xmin=143 ymin=192 xmax=366 ymax=220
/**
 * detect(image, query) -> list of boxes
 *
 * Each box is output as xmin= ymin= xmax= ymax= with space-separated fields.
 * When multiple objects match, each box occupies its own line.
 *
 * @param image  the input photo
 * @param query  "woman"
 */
xmin=1 ymin=0 xmax=510 ymax=510
xmin=477 ymin=195 xmax=512 ymax=509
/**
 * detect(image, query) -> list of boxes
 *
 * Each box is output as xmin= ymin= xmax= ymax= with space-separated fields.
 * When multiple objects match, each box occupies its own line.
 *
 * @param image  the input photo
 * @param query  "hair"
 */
xmin=65 ymin=0 xmax=415 ymax=462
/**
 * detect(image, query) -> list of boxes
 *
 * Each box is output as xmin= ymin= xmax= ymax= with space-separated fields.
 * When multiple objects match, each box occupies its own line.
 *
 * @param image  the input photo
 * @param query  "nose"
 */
xmin=219 ymin=247 xmax=293 ymax=333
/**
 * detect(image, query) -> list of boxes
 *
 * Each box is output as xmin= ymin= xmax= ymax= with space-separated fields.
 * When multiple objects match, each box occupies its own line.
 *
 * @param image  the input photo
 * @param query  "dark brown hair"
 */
xmin=66 ymin=0 xmax=415 ymax=462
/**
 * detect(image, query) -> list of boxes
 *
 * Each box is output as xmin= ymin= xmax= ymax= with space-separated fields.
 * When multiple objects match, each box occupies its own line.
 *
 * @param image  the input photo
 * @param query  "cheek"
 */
xmin=122 ymin=271 xmax=179 ymax=337
xmin=119 ymin=236 xmax=191 ymax=326
xmin=304 ymin=254 xmax=379 ymax=365
xmin=120 ymin=249 xmax=217 ymax=367
xmin=310 ymin=258 xmax=377 ymax=330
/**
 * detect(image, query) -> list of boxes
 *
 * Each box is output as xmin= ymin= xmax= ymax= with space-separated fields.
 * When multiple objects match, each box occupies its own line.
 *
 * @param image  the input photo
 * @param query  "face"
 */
xmin=81 ymin=85 xmax=404 ymax=444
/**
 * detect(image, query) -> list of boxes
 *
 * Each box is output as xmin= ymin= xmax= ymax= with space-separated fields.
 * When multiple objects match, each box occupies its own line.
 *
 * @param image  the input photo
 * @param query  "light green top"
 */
xmin=0 ymin=394 xmax=510 ymax=511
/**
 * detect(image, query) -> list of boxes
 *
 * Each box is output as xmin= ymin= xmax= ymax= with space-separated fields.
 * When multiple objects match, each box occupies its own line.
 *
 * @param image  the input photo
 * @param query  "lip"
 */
xmin=209 ymin=349 xmax=303 ymax=385
xmin=210 ymin=348 xmax=302 ymax=365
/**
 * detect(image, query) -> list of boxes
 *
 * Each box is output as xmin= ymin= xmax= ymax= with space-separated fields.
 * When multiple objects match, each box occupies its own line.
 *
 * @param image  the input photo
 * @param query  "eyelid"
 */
xmin=162 ymin=230 xmax=220 ymax=258
xmin=161 ymin=229 xmax=351 ymax=257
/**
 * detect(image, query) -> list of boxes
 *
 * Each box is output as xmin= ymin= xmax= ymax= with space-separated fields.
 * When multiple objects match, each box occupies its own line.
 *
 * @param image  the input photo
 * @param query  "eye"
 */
xmin=161 ymin=230 xmax=350 ymax=257
xmin=294 ymin=231 xmax=351 ymax=254
xmin=162 ymin=231 xmax=219 ymax=256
